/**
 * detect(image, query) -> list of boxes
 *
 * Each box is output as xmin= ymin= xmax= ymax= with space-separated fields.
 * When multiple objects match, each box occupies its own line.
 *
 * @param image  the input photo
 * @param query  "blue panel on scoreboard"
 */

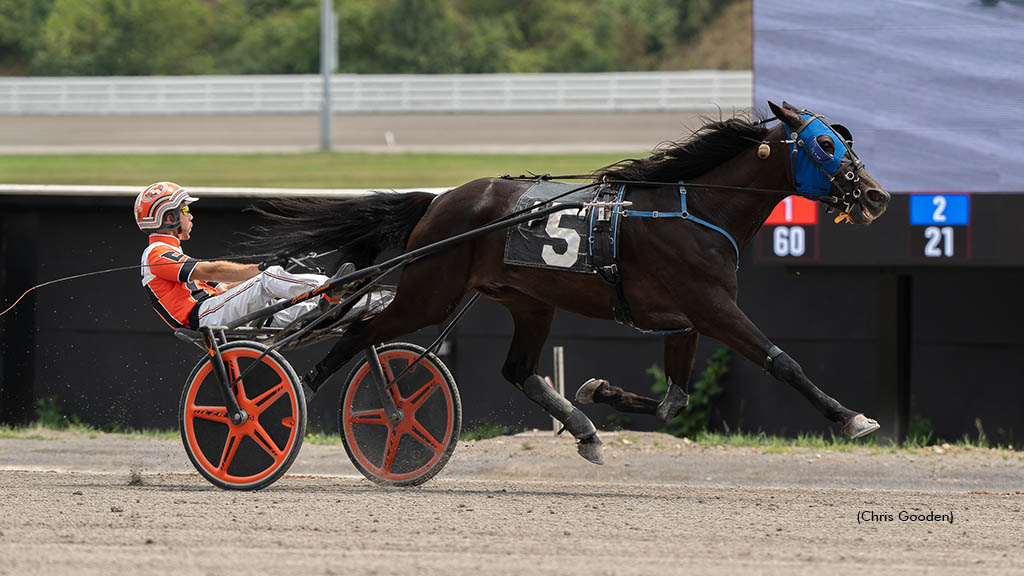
xmin=910 ymin=194 xmax=969 ymax=226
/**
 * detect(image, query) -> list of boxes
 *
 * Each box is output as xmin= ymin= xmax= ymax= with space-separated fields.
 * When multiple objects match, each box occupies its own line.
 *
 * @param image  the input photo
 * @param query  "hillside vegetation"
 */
xmin=0 ymin=0 xmax=750 ymax=76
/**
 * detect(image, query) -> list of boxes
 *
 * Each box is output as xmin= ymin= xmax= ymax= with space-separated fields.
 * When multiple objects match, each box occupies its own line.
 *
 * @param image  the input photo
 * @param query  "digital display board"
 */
xmin=753 ymin=1 xmax=1024 ymax=267
xmin=754 ymin=0 xmax=1024 ymax=194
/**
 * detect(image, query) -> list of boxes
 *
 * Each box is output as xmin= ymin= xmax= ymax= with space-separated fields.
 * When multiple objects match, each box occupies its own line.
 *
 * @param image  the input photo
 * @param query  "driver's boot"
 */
xmin=323 ymin=262 xmax=358 ymax=302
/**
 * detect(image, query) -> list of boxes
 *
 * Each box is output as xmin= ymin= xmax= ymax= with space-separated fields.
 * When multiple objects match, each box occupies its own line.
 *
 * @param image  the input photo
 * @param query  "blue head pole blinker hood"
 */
xmin=788 ymin=114 xmax=853 ymax=198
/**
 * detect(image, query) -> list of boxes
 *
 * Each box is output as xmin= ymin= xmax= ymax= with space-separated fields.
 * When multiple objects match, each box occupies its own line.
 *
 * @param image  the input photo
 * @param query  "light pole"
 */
xmin=319 ymin=0 xmax=337 ymax=151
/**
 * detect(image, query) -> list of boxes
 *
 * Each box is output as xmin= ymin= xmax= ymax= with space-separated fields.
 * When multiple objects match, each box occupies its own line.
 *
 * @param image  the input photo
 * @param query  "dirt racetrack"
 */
xmin=0 ymin=112 xmax=708 ymax=154
xmin=1 ymin=430 xmax=1022 ymax=575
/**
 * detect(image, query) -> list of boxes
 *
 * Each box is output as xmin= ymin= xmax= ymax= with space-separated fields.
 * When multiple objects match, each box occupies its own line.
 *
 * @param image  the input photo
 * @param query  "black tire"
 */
xmin=338 ymin=342 xmax=461 ymax=487
xmin=179 ymin=341 xmax=306 ymax=490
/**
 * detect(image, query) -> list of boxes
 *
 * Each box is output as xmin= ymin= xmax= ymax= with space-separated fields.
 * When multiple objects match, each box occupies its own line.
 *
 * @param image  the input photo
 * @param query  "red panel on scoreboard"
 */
xmin=765 ymin=196 xmax=818 ymax=225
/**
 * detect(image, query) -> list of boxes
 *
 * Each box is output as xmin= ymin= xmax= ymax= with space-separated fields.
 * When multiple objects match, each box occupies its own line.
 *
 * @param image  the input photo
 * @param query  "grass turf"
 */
xmin=0 ymin=152 xmax=635 ymax=189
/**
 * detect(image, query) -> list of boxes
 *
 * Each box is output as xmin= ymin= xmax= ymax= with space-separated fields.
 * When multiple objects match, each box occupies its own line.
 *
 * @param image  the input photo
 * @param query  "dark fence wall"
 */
xmin=1 ymin=194 xmax=1021 ymax=445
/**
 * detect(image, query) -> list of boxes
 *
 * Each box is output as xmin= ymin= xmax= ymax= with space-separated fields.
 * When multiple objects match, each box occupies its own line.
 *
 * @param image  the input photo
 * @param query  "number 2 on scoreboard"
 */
xmin=932 ymin=196 xmax=947 ymax=223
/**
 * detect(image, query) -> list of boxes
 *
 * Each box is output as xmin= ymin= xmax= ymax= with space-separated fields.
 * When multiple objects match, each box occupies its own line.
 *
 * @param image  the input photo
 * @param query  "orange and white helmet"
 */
xmin=134 ymin=181 xmax=198 ymax=232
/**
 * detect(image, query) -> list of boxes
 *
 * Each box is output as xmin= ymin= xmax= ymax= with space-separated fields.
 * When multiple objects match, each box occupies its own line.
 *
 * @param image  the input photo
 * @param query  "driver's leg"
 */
xmin=197 ymin=265 xmax=326 ymax=327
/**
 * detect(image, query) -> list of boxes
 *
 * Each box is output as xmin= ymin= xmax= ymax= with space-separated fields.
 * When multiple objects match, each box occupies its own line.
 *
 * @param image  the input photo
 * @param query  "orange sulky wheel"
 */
xmin=339 ymin=342 xmax=461 ymax=487
xmin=179 ymin=341 xmax=306 ymax=490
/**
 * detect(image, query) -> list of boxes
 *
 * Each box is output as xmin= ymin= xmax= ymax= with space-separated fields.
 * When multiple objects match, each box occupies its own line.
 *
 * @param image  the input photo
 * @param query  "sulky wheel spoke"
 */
xmin=226 ymin=357 xmax=246 ymax=401
xmin=219 ymin=432 xmax=242 ymax=472
xmin=405 ymin=379 xmax=440 ymax=413
xmin=250 ymin=383 xmax=288 ymax=415
xmin=381 ymin=429 xmax=401 ymax=474
xmin=250 ymin=422 xmax=283 ymax=460
xmin=380 ymin=358 xmax=397 ymax=383
xmin=190 ymin=405 xmax=230 ymax=425
xmin=349 ymin=409 xmax=388 ymax=426
xmin=409 ymin=418 xmax=444 ymax=454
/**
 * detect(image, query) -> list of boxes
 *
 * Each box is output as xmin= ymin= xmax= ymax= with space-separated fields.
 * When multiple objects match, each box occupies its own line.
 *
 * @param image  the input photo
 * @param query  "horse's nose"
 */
xmin=863 ymin=187 xmax=889 ymax=208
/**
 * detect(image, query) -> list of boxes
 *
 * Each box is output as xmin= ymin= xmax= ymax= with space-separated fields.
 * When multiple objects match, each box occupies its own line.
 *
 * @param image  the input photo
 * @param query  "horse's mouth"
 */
xmin=859 ymin=204 xmax=875 ymax=223
xmin=849 ymin=200 xmax=886 ymax=225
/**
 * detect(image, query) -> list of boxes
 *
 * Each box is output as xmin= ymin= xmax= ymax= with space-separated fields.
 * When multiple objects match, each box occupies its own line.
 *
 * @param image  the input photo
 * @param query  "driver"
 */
xmin=134 ymin=181 xmax=352 ymax=332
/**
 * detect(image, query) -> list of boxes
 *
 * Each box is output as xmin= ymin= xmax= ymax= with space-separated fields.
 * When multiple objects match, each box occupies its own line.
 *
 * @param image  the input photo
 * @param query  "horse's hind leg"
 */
xmin=498 ymin=292 xmax=604 ymax=465
xmin=575 ymin=331 xmax=698 ymax=422
xmin=693 ymin=292 xmax=878 ymax=438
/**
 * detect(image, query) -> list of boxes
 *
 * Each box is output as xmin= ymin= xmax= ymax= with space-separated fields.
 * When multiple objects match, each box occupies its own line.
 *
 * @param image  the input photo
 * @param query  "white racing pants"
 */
xmin=197 ymin=265 xmax=327 ymax=328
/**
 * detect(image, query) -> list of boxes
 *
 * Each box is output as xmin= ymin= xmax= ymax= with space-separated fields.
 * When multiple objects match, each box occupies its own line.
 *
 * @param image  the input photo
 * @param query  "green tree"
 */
xmin=373 ymin=0 xmax=457 ymax=73
xmin=335 ymin=0 xmax=378 ymax=73
xmin=14 ymin=0 xmax=747 ymax=76
xmin=219 ymin=0 xmax=319 ymax=74
xmin=32 ymin=0 xmax=214 ymax=75
xmin=0 ymin=0 xmax=54 ymax=74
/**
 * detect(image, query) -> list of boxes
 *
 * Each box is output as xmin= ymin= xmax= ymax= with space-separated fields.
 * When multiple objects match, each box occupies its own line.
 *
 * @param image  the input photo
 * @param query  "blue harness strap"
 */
xmin=619 ymin=181 xmax=740 ymax=270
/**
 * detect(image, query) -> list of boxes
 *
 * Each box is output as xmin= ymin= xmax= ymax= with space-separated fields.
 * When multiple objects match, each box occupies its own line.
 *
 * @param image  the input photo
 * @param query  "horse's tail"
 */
xmin=249 ymin=191 xmax=435 ymax=266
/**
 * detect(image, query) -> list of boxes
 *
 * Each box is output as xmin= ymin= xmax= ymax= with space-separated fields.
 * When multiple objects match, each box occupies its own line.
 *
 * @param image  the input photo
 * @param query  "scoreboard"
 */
xmin=758 ymin=195 xmax=819 ymax=262
xmin=755 ymin=194 xmax=1021 ymax=267
xmin=754 ymin=1 xmax=1024 ymax=269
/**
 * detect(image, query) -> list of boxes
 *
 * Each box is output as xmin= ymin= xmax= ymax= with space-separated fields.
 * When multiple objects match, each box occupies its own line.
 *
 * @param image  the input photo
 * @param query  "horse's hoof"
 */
xmin=655 ymin=384 xmax=689 ymax=422
xmin=577 ymin=434 xmax=604 ymax=465
xmin=575 ymin=378 xmax=606 ymax=404
xmin=843 ymin=414 xmax=880 ymax=439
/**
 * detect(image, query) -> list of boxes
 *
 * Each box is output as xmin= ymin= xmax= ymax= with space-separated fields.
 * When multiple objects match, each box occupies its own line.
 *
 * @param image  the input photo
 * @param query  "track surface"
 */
xmin=1 ymin=431 xmax=1022 ymax=575
xmin=0 ymin=112 xmax=713 ymax=154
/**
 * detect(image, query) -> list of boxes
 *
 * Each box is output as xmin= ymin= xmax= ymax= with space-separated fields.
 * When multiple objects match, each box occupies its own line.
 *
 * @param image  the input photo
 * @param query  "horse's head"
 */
xmin=768 ymin=101 xmax=890 ymax=224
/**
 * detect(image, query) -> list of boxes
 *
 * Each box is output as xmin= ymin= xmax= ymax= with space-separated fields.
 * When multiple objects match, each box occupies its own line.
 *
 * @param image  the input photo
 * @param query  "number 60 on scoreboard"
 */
xmin=909 ymin=194 xmax=970 ymax=262
xmin=758 ymin=195 xmax=819 ymax=261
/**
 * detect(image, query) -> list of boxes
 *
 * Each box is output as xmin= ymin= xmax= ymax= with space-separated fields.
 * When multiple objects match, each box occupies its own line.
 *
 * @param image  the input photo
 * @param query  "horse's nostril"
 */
xmin=865 ymin=188 xmax=886 ymax=204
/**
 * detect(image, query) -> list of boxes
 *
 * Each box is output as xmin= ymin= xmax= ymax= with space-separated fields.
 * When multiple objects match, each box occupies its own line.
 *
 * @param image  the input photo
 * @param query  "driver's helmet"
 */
xmin=134 ymin=181 xmax=198 ymax=232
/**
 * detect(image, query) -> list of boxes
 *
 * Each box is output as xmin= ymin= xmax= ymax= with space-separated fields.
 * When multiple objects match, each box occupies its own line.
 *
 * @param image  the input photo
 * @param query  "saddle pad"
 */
xmin=503 ymin=181 xmax=600 ymax=274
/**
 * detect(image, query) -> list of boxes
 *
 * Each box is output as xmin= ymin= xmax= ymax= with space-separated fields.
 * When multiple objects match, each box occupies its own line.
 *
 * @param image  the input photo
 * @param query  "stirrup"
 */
xmin=323 ymin=262 xmax=357 ymax=302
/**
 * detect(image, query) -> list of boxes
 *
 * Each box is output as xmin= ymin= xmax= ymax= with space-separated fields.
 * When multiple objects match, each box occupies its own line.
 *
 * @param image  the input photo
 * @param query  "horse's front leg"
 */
xmin=574 ymin=331 xmax=697 ymax=423
xmin=692 ymin=291 xmax=879 ymax=438
xmin=499 ymin=294 xmax=604 ymax=464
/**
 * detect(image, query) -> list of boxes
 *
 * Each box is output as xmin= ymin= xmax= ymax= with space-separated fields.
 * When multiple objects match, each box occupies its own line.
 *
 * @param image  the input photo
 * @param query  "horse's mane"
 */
xmin=594 ymin=113 xmax=771 ymax=183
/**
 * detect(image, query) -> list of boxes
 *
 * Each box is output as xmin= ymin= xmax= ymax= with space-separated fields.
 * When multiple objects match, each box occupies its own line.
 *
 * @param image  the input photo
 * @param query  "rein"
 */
xmin=502 ymin=174 xmax=839 ymax=208
xmin=0 ymin=250 xmax=302 ymax=319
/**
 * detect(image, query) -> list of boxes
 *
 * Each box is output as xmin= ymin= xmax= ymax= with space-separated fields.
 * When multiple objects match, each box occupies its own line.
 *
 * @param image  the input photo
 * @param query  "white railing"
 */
xmin=0 ymin=71 xmax=751 ymax=115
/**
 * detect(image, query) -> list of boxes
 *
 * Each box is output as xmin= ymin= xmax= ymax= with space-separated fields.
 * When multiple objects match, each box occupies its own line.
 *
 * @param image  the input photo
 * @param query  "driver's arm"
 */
xmin=191 ymin=261 xmax=260 ymax=283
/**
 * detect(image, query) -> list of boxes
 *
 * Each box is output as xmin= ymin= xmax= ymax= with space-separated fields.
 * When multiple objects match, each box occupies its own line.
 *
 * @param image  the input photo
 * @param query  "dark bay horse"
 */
xmin=257 ymin=102 xmax=891 ymax=464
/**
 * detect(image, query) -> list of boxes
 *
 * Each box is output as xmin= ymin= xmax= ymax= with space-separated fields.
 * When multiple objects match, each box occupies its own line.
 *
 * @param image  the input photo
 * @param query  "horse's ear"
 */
xmin=768 ymin=101 xmax=804 ymax=131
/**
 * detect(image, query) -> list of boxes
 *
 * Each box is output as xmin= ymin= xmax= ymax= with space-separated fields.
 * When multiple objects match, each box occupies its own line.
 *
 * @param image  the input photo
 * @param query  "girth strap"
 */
xmin=589 ymin=185 xmax=634 ymax=326
xmin=622 ymin=180 xmax=740 ymax=270
xmin=589 ymin=184 xmax=692 ymax=335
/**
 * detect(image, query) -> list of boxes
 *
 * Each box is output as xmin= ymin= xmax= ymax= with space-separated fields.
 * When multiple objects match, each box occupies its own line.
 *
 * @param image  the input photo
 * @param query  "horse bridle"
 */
xmin=779 ymin=111 xmax=867 ymax=216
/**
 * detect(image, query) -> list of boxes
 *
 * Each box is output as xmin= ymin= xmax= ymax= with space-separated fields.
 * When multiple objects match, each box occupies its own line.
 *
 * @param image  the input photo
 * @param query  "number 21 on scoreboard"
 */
xmin=909 ymin=194 xmax=970 ymax=261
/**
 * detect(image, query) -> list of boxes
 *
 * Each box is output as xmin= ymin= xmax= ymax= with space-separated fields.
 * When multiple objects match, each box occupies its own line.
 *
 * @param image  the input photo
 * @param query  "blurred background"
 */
xmin=1 ymin=0 xmax=1021 ymax=449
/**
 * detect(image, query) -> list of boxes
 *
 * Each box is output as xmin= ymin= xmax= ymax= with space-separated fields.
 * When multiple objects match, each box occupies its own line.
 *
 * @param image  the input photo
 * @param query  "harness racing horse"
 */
xmin=256 ymin=102 xmax=891 ymax=465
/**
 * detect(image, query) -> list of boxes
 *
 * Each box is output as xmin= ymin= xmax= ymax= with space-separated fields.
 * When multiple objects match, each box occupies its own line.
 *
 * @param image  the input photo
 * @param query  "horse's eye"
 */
xmin=816 ymin=135 xmax=835 ymax=155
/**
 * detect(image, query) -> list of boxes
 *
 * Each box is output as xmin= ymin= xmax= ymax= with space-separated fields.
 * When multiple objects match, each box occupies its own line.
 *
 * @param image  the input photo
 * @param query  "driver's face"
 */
xmin=178 ymin=206 xmax=194 ymax=240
